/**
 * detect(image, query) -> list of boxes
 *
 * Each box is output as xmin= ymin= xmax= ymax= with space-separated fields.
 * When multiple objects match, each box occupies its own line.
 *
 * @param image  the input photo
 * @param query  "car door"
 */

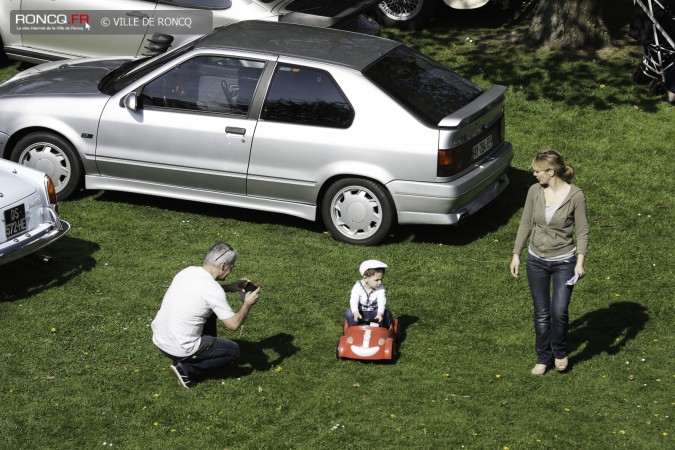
xmin=20 ymin=0 xmax=156 ymax=58
xmin=247 ymin=62 xmax=356 ymax=204
xmin=95 ymin=54 xmax=266 ymax=195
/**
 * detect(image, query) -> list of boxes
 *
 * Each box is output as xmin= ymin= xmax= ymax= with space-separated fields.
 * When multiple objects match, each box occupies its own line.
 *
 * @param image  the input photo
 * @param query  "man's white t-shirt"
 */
xmin=152 ymin=266 xmax=235 ymax=357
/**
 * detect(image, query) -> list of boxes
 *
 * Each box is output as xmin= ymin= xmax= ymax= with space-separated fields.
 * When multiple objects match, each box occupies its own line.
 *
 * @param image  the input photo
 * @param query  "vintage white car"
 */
xmin=0 ymin=159 xmax=70 ymax=265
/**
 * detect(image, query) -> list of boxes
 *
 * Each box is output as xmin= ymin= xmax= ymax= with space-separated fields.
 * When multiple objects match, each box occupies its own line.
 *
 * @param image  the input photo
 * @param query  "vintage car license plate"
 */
xmin=4 ymin=204 xmax=27 ymax=238
xmin=472 ymin=134 xmax=493 ymax=160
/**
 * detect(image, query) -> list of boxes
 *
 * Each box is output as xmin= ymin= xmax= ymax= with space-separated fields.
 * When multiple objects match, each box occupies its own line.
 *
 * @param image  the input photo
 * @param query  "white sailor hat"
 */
xmin=359 ymin=259 xmax=388 ymax=276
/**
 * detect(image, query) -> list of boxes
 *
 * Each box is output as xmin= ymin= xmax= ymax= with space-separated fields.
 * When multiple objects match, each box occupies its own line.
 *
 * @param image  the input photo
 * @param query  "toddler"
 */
xmin=345 ymin=259 xmax=392 ymax=328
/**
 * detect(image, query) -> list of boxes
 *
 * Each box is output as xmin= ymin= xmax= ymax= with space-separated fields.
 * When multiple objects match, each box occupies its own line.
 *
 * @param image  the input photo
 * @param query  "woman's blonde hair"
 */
xmin=532 ymin=149 xmax=575 ymax=182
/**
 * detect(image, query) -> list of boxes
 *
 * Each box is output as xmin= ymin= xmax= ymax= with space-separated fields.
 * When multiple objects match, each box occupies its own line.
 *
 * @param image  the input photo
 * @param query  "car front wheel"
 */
xmin=11 ymin=132 xmax=83 ymax=199
xmin=321 ymin=178 xmax=395 ymax=246
xmin=374 ymin=0 xmax=439 ymax=30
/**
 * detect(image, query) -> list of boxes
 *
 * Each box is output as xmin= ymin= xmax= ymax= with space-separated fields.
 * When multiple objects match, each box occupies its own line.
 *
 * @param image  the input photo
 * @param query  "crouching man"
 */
xmin=151 ymin=242 xmax=260 ymax=388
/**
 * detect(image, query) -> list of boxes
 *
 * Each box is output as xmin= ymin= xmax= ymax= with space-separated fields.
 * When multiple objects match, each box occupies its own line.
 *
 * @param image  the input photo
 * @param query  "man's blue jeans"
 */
xmin=526 ymin=254 xmax=576 ymax=365
xmin=161 ymin=314 xmax=240 ymax=378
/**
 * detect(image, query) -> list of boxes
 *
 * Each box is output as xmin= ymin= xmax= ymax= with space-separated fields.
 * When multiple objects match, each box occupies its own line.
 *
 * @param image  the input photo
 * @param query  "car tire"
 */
xmin=374 ymin=0 xmax=439 ymax=30
xmin=11 ymin=132 xmax=83 ymax=199
xmin=321 ymin=178 xmax=395 ymax=246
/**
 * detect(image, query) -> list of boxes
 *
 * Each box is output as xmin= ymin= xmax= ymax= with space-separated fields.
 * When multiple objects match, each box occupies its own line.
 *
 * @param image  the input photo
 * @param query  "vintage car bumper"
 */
xmin=0 ymin=215 xmax=71 ymax=265
xmin=389 ymin=142 xmax=513 ymax=225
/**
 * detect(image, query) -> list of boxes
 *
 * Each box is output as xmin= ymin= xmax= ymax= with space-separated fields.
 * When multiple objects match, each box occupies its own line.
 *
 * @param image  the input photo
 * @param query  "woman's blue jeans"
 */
xmin=526 ymin=254 xmax=576 ymax=365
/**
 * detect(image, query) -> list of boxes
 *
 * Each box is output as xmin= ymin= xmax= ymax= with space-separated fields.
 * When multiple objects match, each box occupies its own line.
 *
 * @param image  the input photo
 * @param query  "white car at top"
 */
xmin=0 ymin=0 xmax=380 ymax=64
xmin=0 ymin=159 xmax=70 ymax=265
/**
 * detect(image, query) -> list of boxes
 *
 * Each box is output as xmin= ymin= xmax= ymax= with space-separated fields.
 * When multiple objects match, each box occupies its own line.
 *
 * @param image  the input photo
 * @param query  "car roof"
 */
xmin=194 ymin=20 xmax=402 ymax=71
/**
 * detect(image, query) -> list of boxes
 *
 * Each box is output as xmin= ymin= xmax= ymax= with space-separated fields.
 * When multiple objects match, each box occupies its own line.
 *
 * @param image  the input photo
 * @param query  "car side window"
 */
xmin=140 ymin=55 xmax=264 ymax=115
xmin=261 ymin=65 xmax=354 ymax=128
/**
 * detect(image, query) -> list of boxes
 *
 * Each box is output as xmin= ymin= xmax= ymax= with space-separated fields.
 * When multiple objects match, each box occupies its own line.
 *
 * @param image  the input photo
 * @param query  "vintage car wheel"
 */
xmin=11 ymin=132 xmax=83 ymax=200
xmin=375 ymin=0 xmax=439 ymax=30
xmin=321 ymin=178 xmax=395 ymax=246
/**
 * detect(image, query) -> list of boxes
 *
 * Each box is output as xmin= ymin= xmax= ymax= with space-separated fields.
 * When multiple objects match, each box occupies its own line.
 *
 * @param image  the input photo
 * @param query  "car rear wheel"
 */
xmin=11 ymin=132 xmax=83 ymax=199
xmin=321 ymin=178 xmax=395 ymax=246
xmin=374 ymin=0 xmax=439 ymax=30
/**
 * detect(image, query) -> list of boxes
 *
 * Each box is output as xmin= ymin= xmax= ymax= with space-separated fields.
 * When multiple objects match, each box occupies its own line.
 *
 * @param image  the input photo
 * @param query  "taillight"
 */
xmin=438 ymin=116 xmax=504 ymax=177
xmin=437 ymin=148 xmax=459 ymax=177
xmin=45 ymin=175 xmax=59 ymax=213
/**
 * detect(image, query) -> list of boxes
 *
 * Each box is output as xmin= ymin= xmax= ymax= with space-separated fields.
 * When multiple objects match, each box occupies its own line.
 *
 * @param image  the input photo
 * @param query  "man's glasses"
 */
xmin=214 ymin=246 xmax=233 ymax=263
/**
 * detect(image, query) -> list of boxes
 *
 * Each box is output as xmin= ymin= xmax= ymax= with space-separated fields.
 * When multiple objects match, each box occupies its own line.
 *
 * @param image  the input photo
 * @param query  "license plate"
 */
xmin=471 ymin=134 xmax=493 ymax=160
xmin=4 ymin=204 xmax=27 ymax=239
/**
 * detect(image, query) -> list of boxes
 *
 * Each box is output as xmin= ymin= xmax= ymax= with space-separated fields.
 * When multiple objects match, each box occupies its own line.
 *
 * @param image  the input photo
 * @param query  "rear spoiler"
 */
xmin=279 ymin=0 xmax=380 ymax=28
xmin=438 ymin=85 xmax=508 ymax=128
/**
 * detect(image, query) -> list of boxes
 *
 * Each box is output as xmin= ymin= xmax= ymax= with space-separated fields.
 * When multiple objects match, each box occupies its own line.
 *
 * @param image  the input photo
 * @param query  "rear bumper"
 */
xmin=389 ymin=142 xmax=513 ymax=225
xmin=0 ymin=218 xmax=71 ymax=265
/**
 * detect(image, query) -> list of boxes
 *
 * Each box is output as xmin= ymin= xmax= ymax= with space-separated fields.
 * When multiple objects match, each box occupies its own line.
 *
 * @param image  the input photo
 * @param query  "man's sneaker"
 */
xmin=170 ymin=363 xmax=193 ymax=388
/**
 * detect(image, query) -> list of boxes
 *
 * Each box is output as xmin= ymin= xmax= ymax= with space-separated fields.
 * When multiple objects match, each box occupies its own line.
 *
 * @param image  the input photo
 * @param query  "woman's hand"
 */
xmin=575 ymin=254 xmax=586 ymax=279
xmin=510 ymin=254 xmax=520 ymax=278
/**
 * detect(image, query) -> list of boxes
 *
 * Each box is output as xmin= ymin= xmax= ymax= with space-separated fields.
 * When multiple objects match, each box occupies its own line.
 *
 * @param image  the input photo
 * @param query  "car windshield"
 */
xmin=363 ymin=46 xmax=482 ymax=126
xmin=98 ymin=40 xmax=197 ymax=95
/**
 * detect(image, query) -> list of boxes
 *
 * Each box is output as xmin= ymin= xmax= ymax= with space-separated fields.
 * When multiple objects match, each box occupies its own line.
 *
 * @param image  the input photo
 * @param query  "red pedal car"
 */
xmin=337 ymin=318 xmax=399 ymax=361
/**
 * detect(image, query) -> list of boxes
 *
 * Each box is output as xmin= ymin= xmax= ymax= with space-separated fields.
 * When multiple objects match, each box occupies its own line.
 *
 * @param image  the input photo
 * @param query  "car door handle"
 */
xmin=127 ymin=11 xmax=149 ymax=19
xmin=225 ymin=126 xmax=246 ymax=135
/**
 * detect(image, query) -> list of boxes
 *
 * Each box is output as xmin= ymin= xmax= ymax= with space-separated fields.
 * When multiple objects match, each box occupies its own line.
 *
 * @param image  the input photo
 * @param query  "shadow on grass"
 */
xmin=387 ymin=1 xmax=662 ymax=112
xmin=213 ymin=332 xmax=300 ymax=380
xmin=568 ymin=301 xmax=648 ymax=368
xmin=397 ymin=313 xmax=419 ymax=348
xmin=95 ymin=189 xmax=325 ymax=236
xmin=0 ymin=236 xmax=99 ymax=302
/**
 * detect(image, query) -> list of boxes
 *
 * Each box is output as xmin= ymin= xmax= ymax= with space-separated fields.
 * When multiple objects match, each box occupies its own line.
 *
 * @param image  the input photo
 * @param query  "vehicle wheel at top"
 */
xmin=321 ymin=178 xmax=395 ymax=246
xmin=374 ymin=0 xmax=439 ymax=30
xmin=11 ymin=131 xmax=83 ymax=199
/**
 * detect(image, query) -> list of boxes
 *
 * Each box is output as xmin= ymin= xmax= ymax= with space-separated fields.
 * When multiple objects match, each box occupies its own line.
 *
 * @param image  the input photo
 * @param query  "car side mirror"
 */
xmin=122 ymin=92 xmax=138 ymax=111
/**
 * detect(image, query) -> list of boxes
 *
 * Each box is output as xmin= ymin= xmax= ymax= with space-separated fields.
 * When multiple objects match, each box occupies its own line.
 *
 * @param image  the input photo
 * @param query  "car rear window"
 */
xmin=363 ymin=46 xmax=482 ymax=126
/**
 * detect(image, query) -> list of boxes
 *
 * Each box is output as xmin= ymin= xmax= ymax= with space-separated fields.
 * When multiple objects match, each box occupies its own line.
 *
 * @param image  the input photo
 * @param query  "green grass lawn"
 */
xmin=1 ymin=7 xmax=673 ymax=450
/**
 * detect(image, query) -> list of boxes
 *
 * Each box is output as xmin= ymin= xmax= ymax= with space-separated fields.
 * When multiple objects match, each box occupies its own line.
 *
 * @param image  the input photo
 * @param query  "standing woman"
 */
xmin=510 ymin=149 xmax=589 ymax=375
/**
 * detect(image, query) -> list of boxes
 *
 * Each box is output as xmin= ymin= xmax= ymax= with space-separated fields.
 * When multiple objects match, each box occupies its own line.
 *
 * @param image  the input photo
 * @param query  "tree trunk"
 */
xmin=527 ymin=0 xmax=611 ymax=50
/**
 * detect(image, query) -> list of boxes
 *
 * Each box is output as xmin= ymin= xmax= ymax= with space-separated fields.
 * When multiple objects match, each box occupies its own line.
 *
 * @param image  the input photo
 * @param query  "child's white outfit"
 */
xmin=345 ymin=280 xmax=391 ymax=328
xmin=350 ymin=280 xmax=387 ymax=318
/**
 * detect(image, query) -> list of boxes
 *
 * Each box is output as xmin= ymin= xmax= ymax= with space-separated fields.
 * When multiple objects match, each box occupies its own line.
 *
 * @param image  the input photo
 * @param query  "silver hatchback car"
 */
xmin=0 ymin=20 xmax=512 ymax=245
